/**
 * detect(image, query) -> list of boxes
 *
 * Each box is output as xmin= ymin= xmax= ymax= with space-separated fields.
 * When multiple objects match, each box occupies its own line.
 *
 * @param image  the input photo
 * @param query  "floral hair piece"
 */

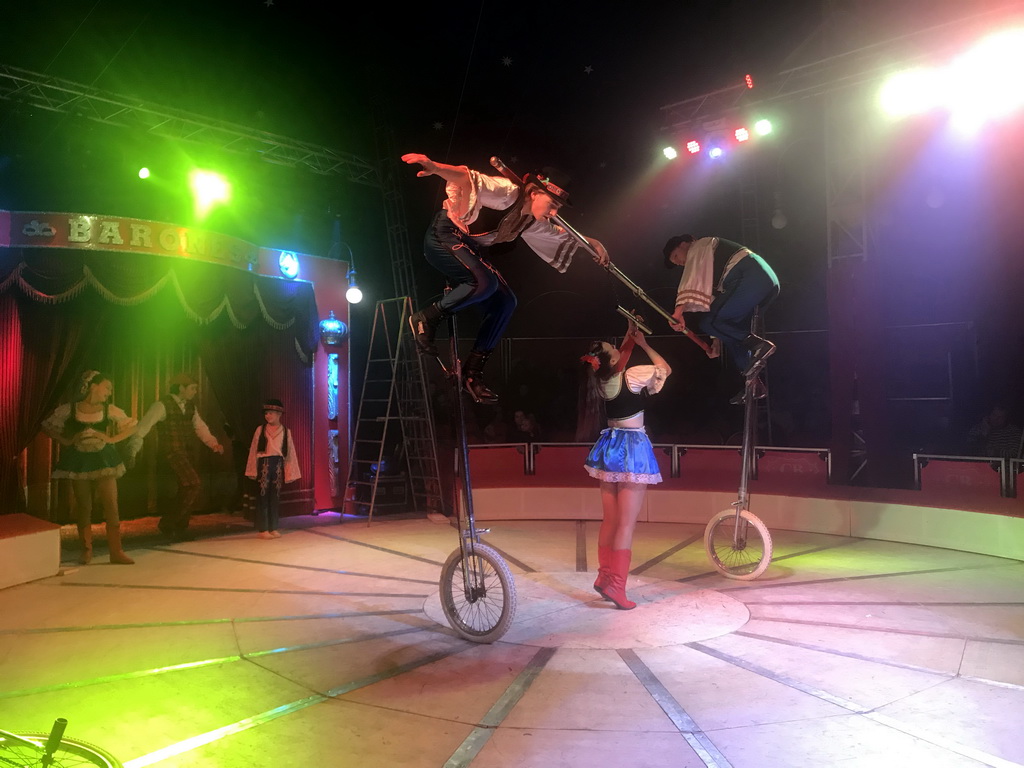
xmin=78 ymin=370 xmax=101 ymax=396
xmin=579 ymin=354 xmax=600 ymax=371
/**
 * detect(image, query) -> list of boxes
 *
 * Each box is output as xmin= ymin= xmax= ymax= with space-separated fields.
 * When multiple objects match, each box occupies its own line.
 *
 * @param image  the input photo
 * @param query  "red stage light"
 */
xmin=735 ymin=128 xmax=750 ymax=142
xmin=686 ymin=140 xmax=701 ymax=154
xmin=745 ymin=74 xmax=754 ymax=89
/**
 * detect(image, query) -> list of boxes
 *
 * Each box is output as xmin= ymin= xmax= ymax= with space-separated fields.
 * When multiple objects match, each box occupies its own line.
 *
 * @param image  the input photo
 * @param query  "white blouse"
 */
xmin=599 ymin=365 xmax=670 ymax=399
xmin=245 ymin=426 xmax=301 ymax=484
xmin=443 ymin=170 xmax=581 ymax=273
xmin=42 ymin=402 xmax=131 ymax=435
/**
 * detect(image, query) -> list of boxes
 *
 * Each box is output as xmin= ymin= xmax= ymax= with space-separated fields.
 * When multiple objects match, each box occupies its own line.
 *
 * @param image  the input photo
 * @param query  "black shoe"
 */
xmin=463 ymin=375 xmax=499 ymax=405
xmin=462 ymin=348 xmax=499 ymax=405
xmin=741 ymin=337 xmax=776 ymax=377
xmin=408 ymin=304 xmax=443 ymax=356
xmin=729 ymin=377 xmax=767 ymax=405
xmin=160 ymin=522 xmax=194 ymax=542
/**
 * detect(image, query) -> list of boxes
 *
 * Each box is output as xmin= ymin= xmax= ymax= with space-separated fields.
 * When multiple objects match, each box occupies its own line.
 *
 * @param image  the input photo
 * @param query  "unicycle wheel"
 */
xmin=439 ymin=542 xmax=517 ymax=643
xmin=0 ymin=733 xmax=123 ymax=767
xmin=704 ymin=508 xmax=773 ymax=581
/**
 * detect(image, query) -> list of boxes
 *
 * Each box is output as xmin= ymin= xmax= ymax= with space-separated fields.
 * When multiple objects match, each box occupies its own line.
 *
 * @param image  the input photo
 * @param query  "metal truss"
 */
xmin=0 ymin=62 xmax=424 ymax=305
xmin=372 ymin=114 xmax=420 ymax=304
xmin=0 ymin=64 xmax=378 ymax=186
xmin=660 ymin=2 xmax=1024 ymax=134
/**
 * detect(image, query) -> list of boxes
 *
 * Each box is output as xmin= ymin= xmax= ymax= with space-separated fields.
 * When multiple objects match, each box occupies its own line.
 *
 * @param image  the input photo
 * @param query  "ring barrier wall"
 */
xmin=468 ymin=443 xmax=1024 ymax=560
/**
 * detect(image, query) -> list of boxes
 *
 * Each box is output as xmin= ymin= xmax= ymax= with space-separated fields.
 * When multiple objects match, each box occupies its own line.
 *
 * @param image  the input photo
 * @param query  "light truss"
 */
xmin=0 ymin=64 xmax=379 ymax=186
xmin=660 ymin=3 xmax=1024 ymax=133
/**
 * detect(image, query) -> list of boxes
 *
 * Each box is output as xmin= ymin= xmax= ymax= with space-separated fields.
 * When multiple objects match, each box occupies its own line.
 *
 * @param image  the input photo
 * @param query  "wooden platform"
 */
xmin=0 ymin=512 xmax=60 ymax=589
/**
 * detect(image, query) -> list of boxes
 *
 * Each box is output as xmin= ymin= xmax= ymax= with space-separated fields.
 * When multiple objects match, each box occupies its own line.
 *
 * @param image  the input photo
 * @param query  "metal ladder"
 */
xmin=346 ymin=297 xmax=444 ymax=523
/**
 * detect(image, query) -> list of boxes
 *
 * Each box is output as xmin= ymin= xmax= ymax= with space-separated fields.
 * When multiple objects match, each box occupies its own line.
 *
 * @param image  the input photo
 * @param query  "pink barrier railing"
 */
xmin=467 ymin=444 xmax=1022 ymax=515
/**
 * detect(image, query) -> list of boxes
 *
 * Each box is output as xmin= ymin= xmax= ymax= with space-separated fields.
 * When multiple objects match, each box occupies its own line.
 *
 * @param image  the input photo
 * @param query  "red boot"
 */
xmin=76 ymin=524 xmax=93 ymax=565
xmin=603 ymin=549 xmax=636 ymax=610
xmin=594 ymin=545 xmax=612 ymax=599
xmin=106 ymin=523 xmax=135 ymax=565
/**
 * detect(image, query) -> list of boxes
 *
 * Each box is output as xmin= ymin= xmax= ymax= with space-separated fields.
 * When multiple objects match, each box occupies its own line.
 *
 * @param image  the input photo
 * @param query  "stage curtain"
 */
xmin=0 ymin=249 xmax=319 ymax=360
xmin=0 ymin=248 xmax=319 ymax=515
xmin=0 ymin=293 xmax=98 ymax=511
xmin=197 ymin=316 xmax=315 ymax=515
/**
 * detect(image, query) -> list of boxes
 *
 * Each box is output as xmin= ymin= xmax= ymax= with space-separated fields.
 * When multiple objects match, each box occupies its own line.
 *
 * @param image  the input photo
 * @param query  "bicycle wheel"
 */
xmin=0 ymin=733 xmax=122 ymax=768
xmin=439 ymin=542 xmax=517 ymax=643
xmin=704 ymin=508 xmax=773 ymax=581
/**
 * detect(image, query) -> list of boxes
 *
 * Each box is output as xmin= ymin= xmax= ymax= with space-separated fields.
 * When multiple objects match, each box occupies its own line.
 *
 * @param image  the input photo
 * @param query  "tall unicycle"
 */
xmin=433 ymin=314 xmax=517 ymax=642
xmin=704 ymin=335 xmax=774 ymax=580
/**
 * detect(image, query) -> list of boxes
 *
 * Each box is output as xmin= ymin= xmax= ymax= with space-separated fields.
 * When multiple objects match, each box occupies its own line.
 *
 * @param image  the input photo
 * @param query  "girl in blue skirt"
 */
xmin=581 ymin=321 xmax=671 ymax=609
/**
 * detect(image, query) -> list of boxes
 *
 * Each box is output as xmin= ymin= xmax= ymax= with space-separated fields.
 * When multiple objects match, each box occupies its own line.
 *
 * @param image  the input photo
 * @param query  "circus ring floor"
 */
xmin=1 ymin=508 xmax=1023 ymax=768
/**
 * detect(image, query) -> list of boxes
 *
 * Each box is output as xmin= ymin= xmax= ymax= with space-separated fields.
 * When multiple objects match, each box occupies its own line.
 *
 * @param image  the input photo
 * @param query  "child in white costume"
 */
xmin=245 ymin=399 xmax=300 ymax=539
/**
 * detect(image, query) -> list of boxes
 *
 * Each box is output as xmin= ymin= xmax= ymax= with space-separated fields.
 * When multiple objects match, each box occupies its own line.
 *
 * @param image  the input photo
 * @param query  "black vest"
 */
xmin=602 ymin=373 xmax=648 ymax=421
xmin=465 ymin=187 xmax=533 ymax=244
xmin=63 ymin=403 xmax=111 ymax=438
xmin=711 ymin=238 xmax=747 ymax=288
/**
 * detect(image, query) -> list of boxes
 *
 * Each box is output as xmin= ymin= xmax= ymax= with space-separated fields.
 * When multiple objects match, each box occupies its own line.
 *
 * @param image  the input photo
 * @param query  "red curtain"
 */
xmin=0 ymin=294 xmax=97 ymax=510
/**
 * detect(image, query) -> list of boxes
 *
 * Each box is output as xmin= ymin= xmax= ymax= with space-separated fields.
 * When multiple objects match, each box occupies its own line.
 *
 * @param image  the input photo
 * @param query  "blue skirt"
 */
xmin=584 ymin=427 xmax=662 ymax=485
xmin=52 ymin=444 xmax=126 ymax=481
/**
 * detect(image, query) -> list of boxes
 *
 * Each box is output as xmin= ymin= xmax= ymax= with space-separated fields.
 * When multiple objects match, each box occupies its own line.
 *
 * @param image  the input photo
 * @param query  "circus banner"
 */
xmin=0 ymin=210 xmax=259 ymax=269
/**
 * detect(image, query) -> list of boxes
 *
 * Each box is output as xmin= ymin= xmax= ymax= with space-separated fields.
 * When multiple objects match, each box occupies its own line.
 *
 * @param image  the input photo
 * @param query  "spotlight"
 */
xmin=735 ymin=128 xmax=750 ymax=142
xmin=947 ymin=27 xmax=1024 ymax=130
xmin=328 ymin=229 xmax=363 ymax=304
xmin=189 ymin=170 xmax=230 ymax=218
xmin=879 ymin=68 xmax=941 ymax=118
xmin=754 ymin=119 xmax=773 ymax=136
xmin=686 ymin=140 xmax=701 ymax=154
xmin=708 ymin=147 xmax=724 ymax=159
xmin=138 ymin=167 xmax=151 ymax=179
xmin=345 ymin=269 xmax=363 ymax=304
xmin=662 ymin=146 xmax=678 ymax=160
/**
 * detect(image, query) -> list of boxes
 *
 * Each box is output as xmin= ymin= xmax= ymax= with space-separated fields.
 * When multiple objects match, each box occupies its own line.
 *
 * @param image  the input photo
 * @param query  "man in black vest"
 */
xmin=663 ymin=235 xmax=779 ymax=385
xmin=128 ymin=374 xmax=224 ymax=540
xmin=402 ymin=152 xmax=609 ymax=404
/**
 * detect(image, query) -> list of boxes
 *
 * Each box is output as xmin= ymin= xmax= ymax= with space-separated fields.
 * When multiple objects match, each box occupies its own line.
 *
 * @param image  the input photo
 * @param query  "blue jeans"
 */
xmin=423 ymin=211 xmax=517 ymax=352
xmin=698 ymin=253 xmax=779 ymax=371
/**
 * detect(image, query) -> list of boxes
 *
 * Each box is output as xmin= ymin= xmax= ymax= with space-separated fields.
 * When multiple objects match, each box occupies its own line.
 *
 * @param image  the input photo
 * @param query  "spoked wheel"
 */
xmin=0 ymin=733 xmax=123 ymax=767
xmin=439 ymin=542 xmax=517 ymax=643
xmin=704 ymin=508 xmax=773 ymax=581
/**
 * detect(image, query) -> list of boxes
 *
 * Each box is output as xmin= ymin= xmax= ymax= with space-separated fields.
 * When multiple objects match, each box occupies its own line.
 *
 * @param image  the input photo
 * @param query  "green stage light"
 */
xmin=138 ymin=167 xmax=151 ymax=179
xmin=754 ymin=119 xmax=773 ymax=136
xmin=189 ymin=169 xmax=231 ymax=218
